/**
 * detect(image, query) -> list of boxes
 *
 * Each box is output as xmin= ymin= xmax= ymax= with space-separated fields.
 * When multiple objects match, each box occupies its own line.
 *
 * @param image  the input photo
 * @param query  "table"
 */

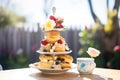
xmin=0 ymin=67 xmax=120 ymax=80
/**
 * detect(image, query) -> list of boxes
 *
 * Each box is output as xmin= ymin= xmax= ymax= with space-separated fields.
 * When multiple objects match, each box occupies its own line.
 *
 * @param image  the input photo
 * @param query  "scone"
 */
xmin=53 ymin=39 xmax=70 ymax=52
xmin=54 ymin=44 xmax=66 ymax=52
xmin=60 ymin=62 xmax=71 ymax=68
xmin=38 ymin=62 xmax=53 ymax=69
xmin=53 ymin=39 xmax=66 ymax=52
xmin=57 ymin=54 xmax=73 ymax=63
xmin=56 ymin=54 xmax=73 ymax=69
xmin=39 ymin=54 xmax=53 ymax=61
xmin=40 ymin=39 xmax=52 ymax=52
xmin=45 ymin=30 xmax=61 ymax=43
xmin=39 ymin=55 xmax=55 ymax=69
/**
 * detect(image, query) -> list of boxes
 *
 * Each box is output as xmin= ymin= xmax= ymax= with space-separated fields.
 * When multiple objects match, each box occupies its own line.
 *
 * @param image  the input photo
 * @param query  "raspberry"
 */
xmin=57 ymin=39 xmax=63 ymax=44
xmin=41 ymin=40 xmax=48 ymax=45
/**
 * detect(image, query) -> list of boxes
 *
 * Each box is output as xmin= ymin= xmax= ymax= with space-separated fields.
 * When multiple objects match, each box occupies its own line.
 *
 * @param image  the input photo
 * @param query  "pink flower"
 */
xmin=87 ymin=47 xmax=100 ymax=58
xmin=113 ymin=45 xmax=120 ymax=52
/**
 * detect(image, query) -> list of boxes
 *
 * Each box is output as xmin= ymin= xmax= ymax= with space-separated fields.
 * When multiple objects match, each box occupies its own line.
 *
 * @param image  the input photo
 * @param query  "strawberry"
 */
xmin=57 ymin=39 xmax=63 ymax=44
xmin=55 ymin=24 xmax=64 ymax=28
xmin=59 ymin=25 xmax=64 ymax=28
xmin=55 ymin=23 xmax=60 ymax=28
xmin=41 ymin=39 xmax=48 ymax=45
xmin=49 ymin=16 xmax=56 ymax=21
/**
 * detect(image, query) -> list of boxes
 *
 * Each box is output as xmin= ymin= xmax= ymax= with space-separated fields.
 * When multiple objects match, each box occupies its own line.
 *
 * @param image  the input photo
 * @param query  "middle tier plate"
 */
xmin=36 ymin=50 xmax=72 ymax=54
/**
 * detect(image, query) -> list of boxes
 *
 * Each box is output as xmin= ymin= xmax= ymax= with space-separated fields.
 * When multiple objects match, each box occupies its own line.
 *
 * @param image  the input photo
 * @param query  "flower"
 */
xmin=44 ymin=20 xmax=55 ymax=30
xmin=43 ymin=15 xmax=65 ymax=31
xmin=87 ymin=47 xmax=100 ymax=58
xmin=113 ymin=45 xmax=120 ymax=52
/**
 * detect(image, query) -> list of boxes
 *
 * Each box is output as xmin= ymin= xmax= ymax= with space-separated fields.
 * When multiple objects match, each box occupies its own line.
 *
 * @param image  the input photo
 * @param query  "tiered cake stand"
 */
xmin=29 ymin=7 xmax=76 ymax=74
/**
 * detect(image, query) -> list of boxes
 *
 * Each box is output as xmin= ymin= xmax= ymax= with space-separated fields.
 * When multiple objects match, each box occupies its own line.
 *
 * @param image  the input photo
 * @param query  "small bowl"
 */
xmin=77 ymin=58 xmax=96 ymax=74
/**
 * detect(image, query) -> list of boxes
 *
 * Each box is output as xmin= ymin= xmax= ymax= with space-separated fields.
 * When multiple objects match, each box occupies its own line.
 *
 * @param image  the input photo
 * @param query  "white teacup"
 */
xmin=77 ymin=58 xmax=96 ymax=74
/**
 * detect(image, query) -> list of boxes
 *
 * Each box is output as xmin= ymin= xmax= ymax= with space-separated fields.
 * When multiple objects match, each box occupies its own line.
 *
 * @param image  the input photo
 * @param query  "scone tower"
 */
xmin=38 ymin=7 xmax=73 ymax=69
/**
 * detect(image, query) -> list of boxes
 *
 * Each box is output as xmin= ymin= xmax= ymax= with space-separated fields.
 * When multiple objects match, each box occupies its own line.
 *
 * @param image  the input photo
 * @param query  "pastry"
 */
xmin=38 ymin=62 xmax=53 ymax=69
xmin=40 ymin=39 xmax=52 ymax=52
xmin=45 ymin=30 xmax=60 ymax=43
xmin=39 ymin=54 xmax=53 ymax=61
xmin=56 ymin=54 xmax=73 ymax=63
xmin=60 ymin=62 xmax=71 ymax=68
xmin=50 ymin=39 xmax=70 ymax=52
xmin=51 ymin=64 xmax=62 ymax=69
xmin=56 ymin=54 xmax=73 ymax=68
xmin=54 ymin=44 xmax=66 ymax=52
xmin=39 ymin=54 xmax=55 ymax=69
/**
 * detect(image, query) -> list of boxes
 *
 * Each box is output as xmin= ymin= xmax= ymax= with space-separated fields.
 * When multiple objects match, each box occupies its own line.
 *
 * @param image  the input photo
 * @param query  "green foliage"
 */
xmin=0 ymin=7 xmax=25 ymax=28
xmin=6 ymin=52 xmax=29 ymax=69
xmin=78 ymin=29 xmax=96 ymax=57
xmin=78 ymin=26 xmax=104 ymax=67
xmin=109 ymin=52 xmax=120 ymax=69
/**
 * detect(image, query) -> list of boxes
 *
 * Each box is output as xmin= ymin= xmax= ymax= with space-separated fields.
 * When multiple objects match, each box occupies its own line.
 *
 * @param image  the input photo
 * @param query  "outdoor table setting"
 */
xmin=0 ymin=4 xmax=120 ymax=80
xmin=0 ymin=49 xmax=120 ymax=80
xmin=0 ymin=66 xmax=120 ymax=80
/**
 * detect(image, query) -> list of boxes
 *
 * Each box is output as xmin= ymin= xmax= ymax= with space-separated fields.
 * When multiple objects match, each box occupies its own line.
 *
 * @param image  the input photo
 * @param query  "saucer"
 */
xmin=29 ymin=62 xmax=76 ymax=74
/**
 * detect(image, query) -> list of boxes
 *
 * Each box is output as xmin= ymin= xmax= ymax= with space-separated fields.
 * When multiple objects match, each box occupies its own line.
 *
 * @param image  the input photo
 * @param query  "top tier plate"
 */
xmin=41 ymin=28 xmax=65 ymax=32
xmin=36 ymin=50 xmax=72 ymax=54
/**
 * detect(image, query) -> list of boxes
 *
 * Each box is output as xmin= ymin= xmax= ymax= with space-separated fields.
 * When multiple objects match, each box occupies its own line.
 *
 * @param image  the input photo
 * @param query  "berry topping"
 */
xmin=41 ymin=39 xmax=48 ymax=45
xmin=49 ymin=16 xmax=56 ymax=21
xmin=55 ymin=24 xmax=64 ymax=28
xmin=57 ymin=39 xmax=63 ymax=44
xmin=55 ymin=24 xmax=60 ymax=28
xmin=56 ymin=23 xmax=61 ymax=27
xmin=59 ymin=25 xmax=64 ymax=28
xmin=55 ymin=62 xmax=60 ymax=65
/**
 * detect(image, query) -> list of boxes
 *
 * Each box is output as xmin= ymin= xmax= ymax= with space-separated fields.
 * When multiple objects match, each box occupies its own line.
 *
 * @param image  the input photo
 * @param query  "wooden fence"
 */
xmin=1 ymin=25 xmax=120 ymax=69
xmin=0 ymin=26 xmax=81 ymax=65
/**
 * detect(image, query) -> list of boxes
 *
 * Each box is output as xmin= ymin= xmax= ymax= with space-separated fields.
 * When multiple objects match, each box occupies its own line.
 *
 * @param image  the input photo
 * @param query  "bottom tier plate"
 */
xmin=29 ymin=62 xmax=76 ymax=74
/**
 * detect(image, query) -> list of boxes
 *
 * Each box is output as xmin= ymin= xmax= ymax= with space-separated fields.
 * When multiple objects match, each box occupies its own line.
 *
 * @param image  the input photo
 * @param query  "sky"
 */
xmin=0 ymin=0 xmax=120 ymax=28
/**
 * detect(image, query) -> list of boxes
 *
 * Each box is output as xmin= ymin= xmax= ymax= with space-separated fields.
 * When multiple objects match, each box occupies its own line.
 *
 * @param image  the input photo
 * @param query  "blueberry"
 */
xmin=55 ymin=62 xmax=59 ymax=65
xmin=57 ymin=58 xmax=64 ymax=62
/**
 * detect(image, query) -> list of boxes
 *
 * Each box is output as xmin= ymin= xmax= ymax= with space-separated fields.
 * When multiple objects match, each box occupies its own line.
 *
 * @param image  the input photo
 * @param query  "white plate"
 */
xmin=29 ymin=62 xmax=76 ymax=74
xmin=36 ymin=50 xmax=72 ymax=54
xmin=42 ymin=28 xmax=65 ymax=31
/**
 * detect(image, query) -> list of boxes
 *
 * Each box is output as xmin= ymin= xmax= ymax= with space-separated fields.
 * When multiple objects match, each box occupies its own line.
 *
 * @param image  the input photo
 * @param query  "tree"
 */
xmin=0 ymin=6 xmax=25 ymax=28
xmin=88 ymin=0 xmax=120 ymax=68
